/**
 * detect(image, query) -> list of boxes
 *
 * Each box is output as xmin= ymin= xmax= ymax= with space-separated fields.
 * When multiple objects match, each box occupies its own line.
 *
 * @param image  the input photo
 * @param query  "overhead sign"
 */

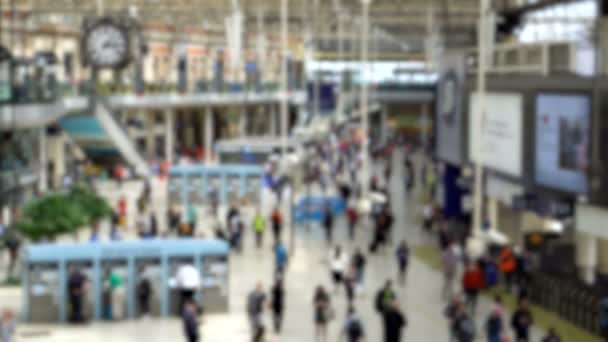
xmin=469 ymin=92 xmax=523 ymax=177
xmin=535 ymin=93 xmax=590 ymax=194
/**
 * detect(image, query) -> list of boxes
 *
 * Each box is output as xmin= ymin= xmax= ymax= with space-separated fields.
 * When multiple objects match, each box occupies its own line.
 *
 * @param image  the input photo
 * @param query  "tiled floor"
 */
xmin=11 ymin=150 xmax=546 ymax=341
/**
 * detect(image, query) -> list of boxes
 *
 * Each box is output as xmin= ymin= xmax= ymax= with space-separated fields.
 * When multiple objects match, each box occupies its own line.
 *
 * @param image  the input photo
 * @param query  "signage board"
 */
xmin=469 ymin=92 xmax=523 ymax=177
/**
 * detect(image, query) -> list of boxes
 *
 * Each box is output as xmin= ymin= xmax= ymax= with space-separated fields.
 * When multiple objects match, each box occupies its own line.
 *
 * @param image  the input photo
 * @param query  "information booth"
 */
xmin=23 ymin=239 xmax=230 ymax=323
xmin=168 ymin=164 xmax=264 ymax=208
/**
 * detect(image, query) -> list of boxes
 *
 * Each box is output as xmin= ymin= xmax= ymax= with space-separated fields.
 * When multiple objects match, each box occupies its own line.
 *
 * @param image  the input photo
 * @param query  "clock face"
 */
xmin=84 ymin=22 xmax=129 ymax=69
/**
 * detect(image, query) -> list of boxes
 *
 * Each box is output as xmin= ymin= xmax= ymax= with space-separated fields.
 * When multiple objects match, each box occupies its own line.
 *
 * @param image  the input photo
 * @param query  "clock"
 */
xmin=439 ymin=70 xmax=459 ymax=126
xmin=81 ymin=17 xmax=131 ymax=69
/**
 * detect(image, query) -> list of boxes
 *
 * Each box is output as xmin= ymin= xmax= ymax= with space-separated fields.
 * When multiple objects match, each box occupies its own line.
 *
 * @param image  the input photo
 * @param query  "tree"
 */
xmin=68 ymin=185 xmax=112 ymax=225
xmin=14 ymin=184 xmax=112 ymax=242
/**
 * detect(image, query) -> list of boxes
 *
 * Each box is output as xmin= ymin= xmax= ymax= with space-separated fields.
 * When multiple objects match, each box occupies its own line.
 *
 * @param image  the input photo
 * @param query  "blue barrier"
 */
xmin=293 ymin=196 xmax=346 ymax=223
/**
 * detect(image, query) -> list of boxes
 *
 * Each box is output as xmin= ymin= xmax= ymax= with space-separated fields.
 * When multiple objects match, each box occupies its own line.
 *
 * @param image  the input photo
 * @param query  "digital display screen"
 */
xmin=535 ymin=94 xmax=590 ymax=193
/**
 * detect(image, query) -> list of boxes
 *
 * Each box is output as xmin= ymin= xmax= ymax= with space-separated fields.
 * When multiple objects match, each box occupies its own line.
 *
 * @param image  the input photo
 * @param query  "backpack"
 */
xmin=347 ymin=319 xmax=363 ymax=340
xmin=457 ymin=316 xmax=476 ymax=341
xmin=485 ymin=262 xmax=499 ymax=287
xmin=486 ymin=315 xmax=502 ymax=336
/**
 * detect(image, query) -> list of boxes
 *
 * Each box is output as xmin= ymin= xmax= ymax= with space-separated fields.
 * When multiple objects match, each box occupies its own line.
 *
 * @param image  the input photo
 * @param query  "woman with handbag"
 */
xmin=313 ymin=286 xmax=333 ymax=342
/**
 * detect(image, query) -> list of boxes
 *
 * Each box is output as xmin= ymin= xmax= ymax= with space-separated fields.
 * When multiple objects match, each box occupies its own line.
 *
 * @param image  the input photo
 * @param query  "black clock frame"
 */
xmin=80 ymin=16 xmax=132 ymax=70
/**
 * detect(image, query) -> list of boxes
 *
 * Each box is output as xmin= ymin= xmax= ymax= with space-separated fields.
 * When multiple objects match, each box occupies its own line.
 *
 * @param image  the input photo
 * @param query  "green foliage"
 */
xmin=14 ymin=184 xmax=112 ymax=242
xmin=68 ymin=185 xmax=113 ymax=224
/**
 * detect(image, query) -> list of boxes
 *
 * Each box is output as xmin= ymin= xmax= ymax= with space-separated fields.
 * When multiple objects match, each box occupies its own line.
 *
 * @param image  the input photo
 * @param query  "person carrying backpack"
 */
xmin=375 ymin=280 xmax=396 ymax=314
xmin=486 ymin=308 xmax=503 ymax=342
xmin=341 ymin=307 xmax=365 ymax=342
xmin=382 ymin=298 xmax=407 ymax=342
xmin=452 ymin=303 xmax=476 ymax=342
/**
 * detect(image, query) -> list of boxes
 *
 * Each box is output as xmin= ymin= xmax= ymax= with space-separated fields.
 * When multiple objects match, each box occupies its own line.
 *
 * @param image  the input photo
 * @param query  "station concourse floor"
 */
xmin=10 ymin=152 xmax=546 ymax=342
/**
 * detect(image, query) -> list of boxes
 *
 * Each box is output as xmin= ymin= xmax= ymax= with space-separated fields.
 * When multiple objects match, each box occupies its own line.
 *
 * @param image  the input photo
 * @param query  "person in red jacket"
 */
xmin=499 ymin=246 xmax=517 ymax=291
xmin=462 ymin=260 xmax=484 ymax=315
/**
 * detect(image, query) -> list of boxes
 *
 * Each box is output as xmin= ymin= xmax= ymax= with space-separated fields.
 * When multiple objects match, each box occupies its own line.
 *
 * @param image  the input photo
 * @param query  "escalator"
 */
xmin=59 ymin=100 xmax=150 ymax=177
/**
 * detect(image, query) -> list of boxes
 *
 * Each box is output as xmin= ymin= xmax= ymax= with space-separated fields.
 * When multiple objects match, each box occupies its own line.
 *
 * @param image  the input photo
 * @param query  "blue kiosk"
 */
xmin=23 ymin=239 xmax=230 ymax=323
xmin=168 ymin=164 xmax=264 ymax=207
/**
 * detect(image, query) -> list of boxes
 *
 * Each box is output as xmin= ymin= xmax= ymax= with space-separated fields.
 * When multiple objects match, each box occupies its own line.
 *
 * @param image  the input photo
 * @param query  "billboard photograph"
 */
xmin=436 ymin=52 xmax=465 ymax=165
xmin=535 ymin=94 xmax=590 ymax=193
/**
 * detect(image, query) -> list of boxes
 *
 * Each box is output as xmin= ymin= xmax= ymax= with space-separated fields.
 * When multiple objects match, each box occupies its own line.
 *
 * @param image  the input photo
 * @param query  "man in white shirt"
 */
xmin=176 ymin=264 xmax=201 ymax=313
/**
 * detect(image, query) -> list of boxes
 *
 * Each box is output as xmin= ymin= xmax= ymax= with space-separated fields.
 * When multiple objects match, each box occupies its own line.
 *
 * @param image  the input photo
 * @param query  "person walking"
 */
xmin=445 ymin=294 xmax=464 ymax=342
xmin=0 ymin=309 xmax=15 ymax=342
xmin=381 ymin=299 xmax=406 ymax=342
xmin=323 ymin=204 xmax=334 ymax=244
xmin=352 ymin=248 xmax=367 ymax=295
xmin=247 ymin=283 xmax=266 ymax=336
xmin=313 ymin=286 xmax=333 ymax=342
xmin=396 ymin=240 xmax=410 ymax=286
xmin=600 ymin=295 xmax=608 ymax=341
xmin=341 ymin=307 xmax=365 ymax=342
xmin=499 ymin=246 xmax=517 ymax=292
xmin=182 ymin=300 xmax=200 ymax=342
xmin=441 ymin=242 xmax=460 ymax=300
xmin=274 ymin=240 xmax=288 ymax=276
xmin=346 ymin=205 xmax=359 ymax=240
xmin=462 ymin=261 xmax=484 ymax=315
xmin=176 ymin=263 xmax=201 ymax=314
xmin=4 ymin=229 xmax=20 ymax=281
xmin=510 ymin=299 xmax=533 ymax=342
xmin=271 ymin=207 xmax=283 ymax=243
xmin=253 ymin=211 xmax=266 ymax=248
xmin=330 ymin=246 xmax=348 ymax=293
xmin=486 ymin=308 xmax=503 ymax=342
xmin=404 ymin=157 xmax=414 ymax=195
xmin=375 ymin=280 xmax=396 ymax=314
xmin=270 ymin=278 xmax=285 ymax=333
xmin=541 ymin=327 xmax=561 ymax=342
xmin=452 ymin=303 xmax=476 ymax=342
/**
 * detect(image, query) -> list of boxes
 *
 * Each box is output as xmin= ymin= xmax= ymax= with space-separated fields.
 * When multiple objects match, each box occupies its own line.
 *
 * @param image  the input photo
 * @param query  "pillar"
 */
xmin=597 ymin=239 xmax=608 ymax=275
xmin=421 ymin=103 xmax=430 ymax=148
xmin=240 ymin=106 xmax=248 ymax=137
xmin=380 ymin=105 xmax=388 ymax=143
xmin=184 ymin=111 xmax=195 ymax=149
xmin=165 ymin=109 xmax=174 ymax=163
xmin=269 ymin=104 xmax=277 ymax=137
xmin=38 ymin=126 xmax=48 ymax=193
xmin=205 ymin=107 xmax=214 ymax=163
xmin=576 ymin=231 xmax=598 ymax=285
xmin=145 ymin=110 xmax=156 ymax=160
xmin=488 ymin=197 xmax=498 ymax=232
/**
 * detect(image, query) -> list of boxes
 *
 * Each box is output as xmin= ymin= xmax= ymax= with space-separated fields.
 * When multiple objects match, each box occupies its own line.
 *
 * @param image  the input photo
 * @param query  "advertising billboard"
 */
xmin=469 ymin=92 xmax=523 ymax=177
xmin=535 ymin=94 xmax=590 ymax=193
xmin=436 ymin=52 xmax=465 ymax=165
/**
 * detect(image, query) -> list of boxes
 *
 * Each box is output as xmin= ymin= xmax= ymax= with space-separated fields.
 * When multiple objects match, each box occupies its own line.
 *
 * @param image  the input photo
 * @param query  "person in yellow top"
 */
xmin=253 ymin=211 xmax=266 ymax=248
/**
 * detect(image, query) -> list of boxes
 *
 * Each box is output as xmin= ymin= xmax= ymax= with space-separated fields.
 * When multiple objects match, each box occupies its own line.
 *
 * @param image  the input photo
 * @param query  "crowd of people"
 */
xmin=0 ymin=128 xmax=582 ymax=342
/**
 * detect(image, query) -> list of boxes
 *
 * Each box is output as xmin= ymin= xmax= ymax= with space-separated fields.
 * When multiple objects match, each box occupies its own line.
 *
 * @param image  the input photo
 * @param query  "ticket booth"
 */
xmin=65 ymin=260 xmax=95 ymax=322
xmin=23 ymin=239 xmax=230 ymax=323
xmin=27 ymin=261 xmax=60 ymax=322
xmin=200 ymin=255 xmax=229 ymax=312
xmin=100 ymin=258 xmax=130 ymax=320
xmin=168 ymin=256 xmax=196 ymax=316
xmin=135 ymin=257 xmax=162 ymax=317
